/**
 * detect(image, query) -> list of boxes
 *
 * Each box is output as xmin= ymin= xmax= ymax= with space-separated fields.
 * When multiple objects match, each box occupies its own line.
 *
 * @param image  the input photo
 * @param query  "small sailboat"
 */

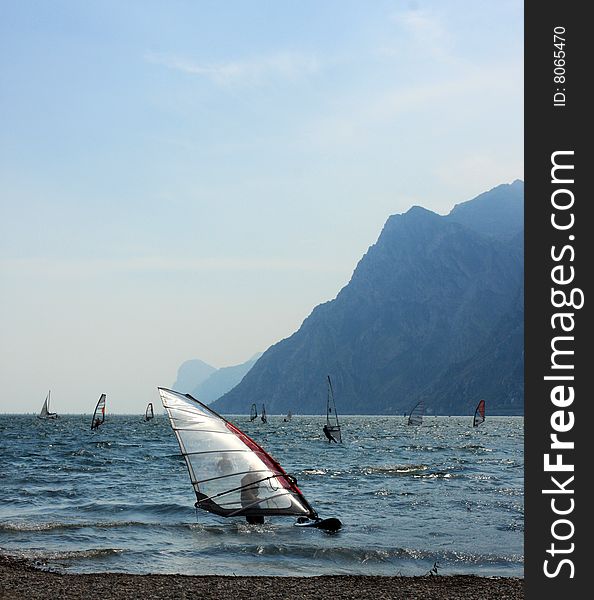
xmin=249 ymin=403 xmax=258 ymax=422
xmin=145 ymin=402 xmax=154 ymax=421
xmin=158 ymin=387 xmax=342 ymax=531
xmin=406 ymin=400 xmax=425 ymax=426
xmin=472 ymin=399 xmax=486 ymax=427
xmin=37 ymin=390 xmax=58 ymax=419
xmin=323 ymin=375 xmax=342 ymax=443
xmin=261 ymin=403 xmax=267 ymax=423
xmin=90 ymin=394 xmax=106 ymax=430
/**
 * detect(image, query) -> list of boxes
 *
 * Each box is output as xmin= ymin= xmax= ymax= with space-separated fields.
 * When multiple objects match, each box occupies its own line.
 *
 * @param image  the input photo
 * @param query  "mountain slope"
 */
xmin=211 ymin=182 xmax=524 ymax=415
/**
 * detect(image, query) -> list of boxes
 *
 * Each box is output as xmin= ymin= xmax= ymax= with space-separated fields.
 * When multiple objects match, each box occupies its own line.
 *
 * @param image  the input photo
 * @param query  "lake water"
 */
xmin=0 ymin=414 xmax=523 ymax=577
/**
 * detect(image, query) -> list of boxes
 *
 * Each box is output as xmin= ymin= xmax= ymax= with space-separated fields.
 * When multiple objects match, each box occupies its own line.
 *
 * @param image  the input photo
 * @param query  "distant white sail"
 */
xmin=250 ymin=403 xmax=257 ymax=421
xmin=261 ymin=403 xmax=267 ymax=423
xmin=38 ymin=390 xmax=58 ymax=420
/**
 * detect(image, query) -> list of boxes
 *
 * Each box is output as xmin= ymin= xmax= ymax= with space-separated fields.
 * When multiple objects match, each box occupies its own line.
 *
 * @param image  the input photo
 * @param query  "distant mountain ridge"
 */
xmin=172 ymin=359 xmax=216 ymax=393
xmin=211 ymin=181 xmax=524 ymax=415
xmin=172 ymin=354 xmax=262 ymax=404
xmin=191 ymin=354 xmax=262 ymax=403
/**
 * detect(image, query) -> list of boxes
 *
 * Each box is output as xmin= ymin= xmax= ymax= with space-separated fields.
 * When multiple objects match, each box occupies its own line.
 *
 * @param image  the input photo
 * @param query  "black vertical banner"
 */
xmin=525 ymin=1 xmax=588 ymax=597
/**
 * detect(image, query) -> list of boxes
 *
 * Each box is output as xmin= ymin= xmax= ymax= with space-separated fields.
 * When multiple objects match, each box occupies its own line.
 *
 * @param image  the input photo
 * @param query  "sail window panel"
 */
xmin=186 ymin=450 xmax=275 ymax=486
xmin=162 ymin=392 xmax=212 ymax=418
xmin=190 ymin=470 xmax=306 ymax=514
xmin=185 ymin=450 xmax=306 ymax=514
xmin=177 ymin=429 xmax=251 ymax=456
xmin=166 ymin=406 xmax=213 ymax=425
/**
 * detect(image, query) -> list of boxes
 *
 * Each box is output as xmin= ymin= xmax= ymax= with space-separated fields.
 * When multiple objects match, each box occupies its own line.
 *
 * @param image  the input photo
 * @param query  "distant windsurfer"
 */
xmin=240 ymin=470 xmax=264 ymax=524
xmin=323 ymin=424 xmax=337 ymax=443
xmin=92 ymin=418 xmax=101 ymax=430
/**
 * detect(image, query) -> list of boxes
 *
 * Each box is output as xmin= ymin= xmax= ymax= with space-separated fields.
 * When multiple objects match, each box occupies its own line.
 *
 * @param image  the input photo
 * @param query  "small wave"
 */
xmin=400 ymin=445 xmax=448 ymax=452
xmin=460 ymin=444 xmax=493 ymax=452
xmin=498 ymin=521 xmax=524 ymax=532
xmin=0 ymin=520 xmax=162 ymax=533
xmin=413 ymin=471 xmax=454 ymax=479
xmin=11 ymin=548 xmax=124 ymax=562
xmin=69 ymin=501 xmax=192 ymax=516
xmin=361 ymin=464 xmax=429 ymax=476
xmin=202 ymin=542 xmax=523 ymax=567
xmin=91 ymin=441 xmax=112 ymax=448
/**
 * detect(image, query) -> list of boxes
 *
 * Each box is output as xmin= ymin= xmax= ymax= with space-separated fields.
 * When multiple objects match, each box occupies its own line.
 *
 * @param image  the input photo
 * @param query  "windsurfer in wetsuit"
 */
xmin=323 ymin=424 xmax=337 ymax=443
xmin=240 ymin=470 xmax=264 ymax=524
xmin=92 ymin=418 xmax=101 ymax=430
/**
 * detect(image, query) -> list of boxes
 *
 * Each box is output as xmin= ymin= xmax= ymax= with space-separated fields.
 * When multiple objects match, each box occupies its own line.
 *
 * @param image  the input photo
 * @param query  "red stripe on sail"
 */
xmin=225 ymin=421 xmax=303 ymax=494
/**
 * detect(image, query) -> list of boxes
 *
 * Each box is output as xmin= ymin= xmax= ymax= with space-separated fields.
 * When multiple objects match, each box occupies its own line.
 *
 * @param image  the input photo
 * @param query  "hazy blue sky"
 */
xmin=0 ymin=1 xmax=523 ymax=413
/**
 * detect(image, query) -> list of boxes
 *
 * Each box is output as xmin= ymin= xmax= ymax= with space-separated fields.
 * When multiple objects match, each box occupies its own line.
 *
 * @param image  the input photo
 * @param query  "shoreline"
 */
xmin=1 ymin=554 xmax=523 ymax=600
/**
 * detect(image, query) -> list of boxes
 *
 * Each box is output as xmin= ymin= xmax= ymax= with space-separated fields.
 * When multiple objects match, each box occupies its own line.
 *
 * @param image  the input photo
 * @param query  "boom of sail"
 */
xmin=325 ymin=376 xmax=342 ymax=443
xmin=472 ymin=399 xmax=486 ymax=427
xmin=158 ymin=387 xmax=326 ymax=523
xmin=407 ymin=400 xmax=425 ymax=426
xmin=38 ymin=390 xmax=58 ymax=420
xmin=249 ymin=403 xmax=257 ymax=422
xmin=145 ymin=402 xmax=154 ymax=421
xmin=90 ymin=394 xmax=106 ymax=430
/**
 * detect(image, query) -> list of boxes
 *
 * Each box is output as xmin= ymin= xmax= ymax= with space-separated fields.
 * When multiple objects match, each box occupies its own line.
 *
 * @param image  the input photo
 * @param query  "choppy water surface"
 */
xmin=0 ymin=414 xmax=523 ymax=576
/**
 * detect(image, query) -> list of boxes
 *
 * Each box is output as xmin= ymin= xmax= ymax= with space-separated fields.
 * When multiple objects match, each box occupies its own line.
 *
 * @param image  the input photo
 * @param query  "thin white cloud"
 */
xmin=386 ymin=8 xmax=454 ymax=62
xmin=302 ymin=62 xmax=523 ymax=149
xmin=145 ymin=51 xmax=320 ymax=85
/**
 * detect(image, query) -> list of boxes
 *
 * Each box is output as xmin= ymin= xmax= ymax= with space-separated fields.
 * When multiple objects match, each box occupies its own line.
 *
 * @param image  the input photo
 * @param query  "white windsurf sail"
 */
xmin=473 ymin=399 xmax=485 ymax=427
xmin=325 ymin=376 xmax=342 ymax=443
xmin=90 ymin=394 xmax=106 ymax=430
xmin=145 ymin=402 xmax=154 ymax=421
xmin=284 ymin=410 xmax=292 ymax=422
xmin=158 ymin=387 xmax=319 ymax=521
xmin=261 ymin=403 xmax=267 ymax=423
xmin=407 ymin=400 xmax=425 ymax=426
xmin=38 ymin=390 xmax=58 ymax=419
xmin=250 ymin=403 xmax=257 ymax=421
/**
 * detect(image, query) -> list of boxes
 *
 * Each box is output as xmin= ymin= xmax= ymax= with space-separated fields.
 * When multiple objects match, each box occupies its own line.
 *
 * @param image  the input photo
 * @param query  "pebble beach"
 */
xmin=1 ymin=554 xmax=523 ymax=600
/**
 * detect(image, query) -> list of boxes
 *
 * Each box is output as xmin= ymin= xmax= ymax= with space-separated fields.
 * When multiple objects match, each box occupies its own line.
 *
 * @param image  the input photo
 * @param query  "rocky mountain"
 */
xmin=447 ymin=179 xmax=524 ymax=239
xmin=211 ymin=181 xmax=524 ymax=415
